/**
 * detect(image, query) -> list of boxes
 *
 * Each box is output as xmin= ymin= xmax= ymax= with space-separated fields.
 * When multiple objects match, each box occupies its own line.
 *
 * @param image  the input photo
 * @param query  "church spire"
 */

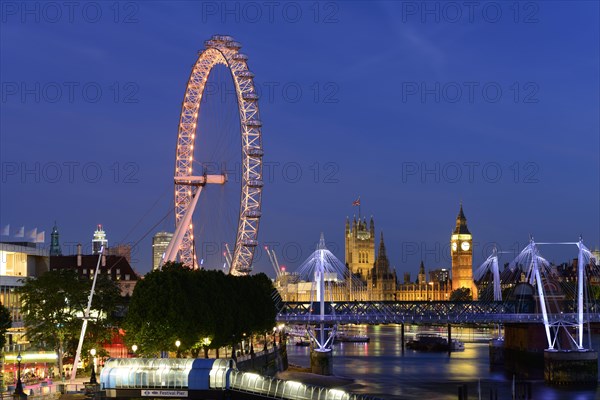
xmin=50 ymin=221 xmax=62 ymax=256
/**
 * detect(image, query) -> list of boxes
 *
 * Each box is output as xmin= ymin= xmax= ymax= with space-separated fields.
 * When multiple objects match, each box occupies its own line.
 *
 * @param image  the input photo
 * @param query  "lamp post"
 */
xmin=175 ymin=340 xmax=181 ymax=358
xmin=89 ymin=349 xmax=97 ymax=384
xmin=242 ymin=333 xmax=246 ymax=356
xmin=131 ymin=345 xmax=138 ymax=358
xmin=278 ymin=324 xmax=285 ymax=344
xmin=14 ymin=351 xmax=25 ymax=397
xmin=202 ymin=337 xmax=211 ymax=359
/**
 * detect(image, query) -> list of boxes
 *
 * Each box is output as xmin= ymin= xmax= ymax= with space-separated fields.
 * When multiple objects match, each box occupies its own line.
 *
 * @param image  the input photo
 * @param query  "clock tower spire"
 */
xmin=450 ymin=204 xmax=477 ymax=299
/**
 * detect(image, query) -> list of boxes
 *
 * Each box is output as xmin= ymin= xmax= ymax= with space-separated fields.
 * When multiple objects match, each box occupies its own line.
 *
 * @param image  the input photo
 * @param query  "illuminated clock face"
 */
xmin=461 ymin=241 xmax=470 ymax=251
xmin=452 ymin=242 xmax=457 ymax=252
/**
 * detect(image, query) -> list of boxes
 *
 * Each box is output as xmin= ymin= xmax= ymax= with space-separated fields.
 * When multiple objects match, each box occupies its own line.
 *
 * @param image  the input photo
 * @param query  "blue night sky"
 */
xmin=1 ymin=1 xmax=599 ymax=277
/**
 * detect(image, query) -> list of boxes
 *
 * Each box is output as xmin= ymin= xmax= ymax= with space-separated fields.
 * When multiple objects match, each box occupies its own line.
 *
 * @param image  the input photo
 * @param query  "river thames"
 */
xmin=287 ymin=325 xmax=600 ymax=400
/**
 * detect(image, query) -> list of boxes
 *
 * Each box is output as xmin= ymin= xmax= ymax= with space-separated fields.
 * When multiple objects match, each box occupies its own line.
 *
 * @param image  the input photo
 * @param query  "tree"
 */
xmin=123 ymin=263 xmax=209 ymax=356
xmin=0 ymin=302 xmax=11 ymax=349
xmin=19 ymin=269 xmax=121 ymax=378
xmin=124 ymin=263 xmax=277 ymax=357
xmin=449 ymin=287 xmax=473 ymax=301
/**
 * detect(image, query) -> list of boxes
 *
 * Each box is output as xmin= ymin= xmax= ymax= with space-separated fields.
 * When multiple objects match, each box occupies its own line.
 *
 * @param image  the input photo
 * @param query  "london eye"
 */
xmin=162 ymin=35 xmax=263 ymax=276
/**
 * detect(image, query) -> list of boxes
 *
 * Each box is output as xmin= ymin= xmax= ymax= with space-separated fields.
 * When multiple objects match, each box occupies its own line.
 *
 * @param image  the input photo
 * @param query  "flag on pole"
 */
xmin=352 ymin=197 xmax=361 ymax=206
xmin=15 ymin=226 xmax=24 ymax=238
xmin=27 ymin=228 xmax=37 ymax=241
xmin=1 ymin=224 xmax=9 ymax=236
xmin=36 ymin=231 xmax=45 ymax=243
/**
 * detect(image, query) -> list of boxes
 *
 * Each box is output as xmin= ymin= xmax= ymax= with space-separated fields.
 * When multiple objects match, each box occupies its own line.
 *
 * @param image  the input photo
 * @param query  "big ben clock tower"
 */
xmin=450 ymin=204 xmax=477 ymax=299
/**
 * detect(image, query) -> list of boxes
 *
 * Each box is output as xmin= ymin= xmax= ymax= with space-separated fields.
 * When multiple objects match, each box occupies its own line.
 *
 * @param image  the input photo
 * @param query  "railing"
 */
xmin=277 ymin=301 xmax=600 ymax=324
xmin=235 ymin=343 xmax=280 ymax=363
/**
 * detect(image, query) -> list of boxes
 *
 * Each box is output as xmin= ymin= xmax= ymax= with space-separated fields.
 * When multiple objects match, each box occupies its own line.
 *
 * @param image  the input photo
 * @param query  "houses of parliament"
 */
xmin=277 ymin=204 xmax=477 ymax=302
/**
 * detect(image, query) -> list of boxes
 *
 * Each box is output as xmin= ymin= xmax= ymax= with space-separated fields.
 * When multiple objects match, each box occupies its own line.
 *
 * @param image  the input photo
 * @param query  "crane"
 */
xmin=71 ymin=246 xmax=104 ymax=382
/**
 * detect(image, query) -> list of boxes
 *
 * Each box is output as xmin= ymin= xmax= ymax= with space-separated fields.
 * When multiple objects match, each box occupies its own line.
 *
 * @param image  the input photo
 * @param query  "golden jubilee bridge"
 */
xmin=276 ymin=300 xmax=600 ymax=325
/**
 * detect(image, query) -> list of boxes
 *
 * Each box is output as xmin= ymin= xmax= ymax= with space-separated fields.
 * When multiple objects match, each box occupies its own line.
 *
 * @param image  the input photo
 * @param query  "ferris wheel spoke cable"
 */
xmin=117 ymin=185 xmax=171 ymax=245
xmin=191 ymin=65 xmax=242 ymax=264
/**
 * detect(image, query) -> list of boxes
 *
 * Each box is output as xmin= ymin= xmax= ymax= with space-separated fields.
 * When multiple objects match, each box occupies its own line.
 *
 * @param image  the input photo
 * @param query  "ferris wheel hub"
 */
xmin=174 ymin=174 xmax=227 ymax=186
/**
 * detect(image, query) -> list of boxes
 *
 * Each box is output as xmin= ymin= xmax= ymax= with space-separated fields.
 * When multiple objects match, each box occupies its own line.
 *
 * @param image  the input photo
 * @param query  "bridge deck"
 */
xmin=276 ymin=301 xmax=600 ymax=324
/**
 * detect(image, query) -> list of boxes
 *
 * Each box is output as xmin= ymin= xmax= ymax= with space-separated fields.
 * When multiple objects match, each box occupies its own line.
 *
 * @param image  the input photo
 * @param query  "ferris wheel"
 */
xmin=162 ymin=35 xmax=263 ymax=276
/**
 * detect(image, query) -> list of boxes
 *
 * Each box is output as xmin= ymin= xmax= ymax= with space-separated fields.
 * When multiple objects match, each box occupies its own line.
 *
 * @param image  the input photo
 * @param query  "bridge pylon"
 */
xmin=509 ymin=238 xmax=598 ymax=385
xmin=296 ymin=234 xmax=343 ymax=375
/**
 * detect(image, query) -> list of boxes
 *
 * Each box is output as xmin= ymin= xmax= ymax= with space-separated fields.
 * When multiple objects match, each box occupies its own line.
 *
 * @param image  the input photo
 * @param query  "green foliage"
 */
xmin=124 ymin=262 xmax=277 ymax=356
xmin=449 ymin=287 xmax=473 ymax=301
xmin=0 ymin=302 xmax=11 ymax=349
xmin=18 ymin=269 xmax=122 ymax=374
xmin=589 ymin=285 xmax=600 ymax=301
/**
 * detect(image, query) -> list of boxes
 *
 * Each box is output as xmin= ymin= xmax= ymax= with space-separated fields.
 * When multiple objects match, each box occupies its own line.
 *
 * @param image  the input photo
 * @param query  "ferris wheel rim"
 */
xmin=173 ymin=35 xmax=263 ymax=275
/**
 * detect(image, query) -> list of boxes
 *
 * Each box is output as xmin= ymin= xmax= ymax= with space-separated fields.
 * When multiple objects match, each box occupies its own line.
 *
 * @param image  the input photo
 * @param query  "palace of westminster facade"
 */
xmin=278 ymin=205 xmax=478 ymax=302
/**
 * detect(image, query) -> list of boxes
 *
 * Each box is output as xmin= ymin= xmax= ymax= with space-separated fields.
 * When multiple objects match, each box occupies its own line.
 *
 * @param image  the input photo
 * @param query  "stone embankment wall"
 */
xmin=236 ymin=343 xmax=288 ymax=376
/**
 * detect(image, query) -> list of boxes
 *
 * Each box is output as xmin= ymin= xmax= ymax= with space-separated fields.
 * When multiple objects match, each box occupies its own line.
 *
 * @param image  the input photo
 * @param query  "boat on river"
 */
xmin=335 ymin=332 xmax=370 ymax=343
xmin=406 ymin=333 xmax=464 ymax=352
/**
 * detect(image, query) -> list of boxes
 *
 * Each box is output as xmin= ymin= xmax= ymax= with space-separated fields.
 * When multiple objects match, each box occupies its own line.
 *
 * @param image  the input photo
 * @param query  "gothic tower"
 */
xmin=49 ymin=222 xmax=62 ymax=256
xmin=369 ymin=231 xmax=397 ymax=301
xmin=418 ymin=261 xmax=426 ymax=284
xmin=345 ymin=215 xmax=375 ymax=279
xmin=374 ymin=232 xmax=389 ymax=274
xmin=450 ymin=204 xmax=477 ymax=299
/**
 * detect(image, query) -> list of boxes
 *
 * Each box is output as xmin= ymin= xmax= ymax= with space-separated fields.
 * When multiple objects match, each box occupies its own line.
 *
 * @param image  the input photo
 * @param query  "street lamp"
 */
xmin=277 ymin=324 xmax=285 ymax=343
xmin=201 ymin=337 xmax=211 ymax=359
xmin=175 ymin=340 xmax=181 ymax=358
xmin=14 ymin=350 xmax=25 ymax=396
xmin=89 ymin=348 xmax=97 ymax=385
xmin=131 ymin=344 xmax=138 ymax=357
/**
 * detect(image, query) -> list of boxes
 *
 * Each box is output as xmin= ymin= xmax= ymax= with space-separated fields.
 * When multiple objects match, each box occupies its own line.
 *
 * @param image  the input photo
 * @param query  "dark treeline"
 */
xmin=124 ymin=262 xmax=278 ymax=357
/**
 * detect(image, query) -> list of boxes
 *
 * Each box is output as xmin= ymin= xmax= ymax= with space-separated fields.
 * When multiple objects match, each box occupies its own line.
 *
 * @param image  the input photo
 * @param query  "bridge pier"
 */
xmin=488 ymin=338 xmax=504 ymax=367
xmin=502 ymin=323 xmax=545 ymax=379
xmin=310 ymin=349 xmax=333 ymax=375
xmin=401 ymin=323 xmax=405 ymax=354
xmin=447 ymin=324 xmax=451 ymax=356
xmin=544 ymin=350 xmax=598 ymax=386
xmin=501 ymin=323 xmax=599 ymax=384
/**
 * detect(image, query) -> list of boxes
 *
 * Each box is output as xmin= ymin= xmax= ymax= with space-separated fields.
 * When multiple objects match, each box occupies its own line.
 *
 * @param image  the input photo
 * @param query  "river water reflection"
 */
xmin=286 ymin=325 xmax=600 ymax=400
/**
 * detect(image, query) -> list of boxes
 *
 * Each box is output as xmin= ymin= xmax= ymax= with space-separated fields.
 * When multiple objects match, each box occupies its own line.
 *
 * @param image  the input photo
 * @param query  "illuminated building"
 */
xmin=92 ymin=224 xmax=108 ymax=254
xmin=345 ymin=216 xmax=375 ymax=278
xmin=450 ymin=204 xmax=477 ymax=299
xmin=396 ymin=261 xmax=451 ymax=301
xmin=430 ymin=268 xmax=450 ymax=284
xmin=367 ymin=233 xmax=397 ymax=300
xmin=0 ymin=242 xmax=49 ymax=348
xmin=345 ymin=216 xmax=396 ymax=301
xmin=152 ymin=232 xmax=173 ymax=270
